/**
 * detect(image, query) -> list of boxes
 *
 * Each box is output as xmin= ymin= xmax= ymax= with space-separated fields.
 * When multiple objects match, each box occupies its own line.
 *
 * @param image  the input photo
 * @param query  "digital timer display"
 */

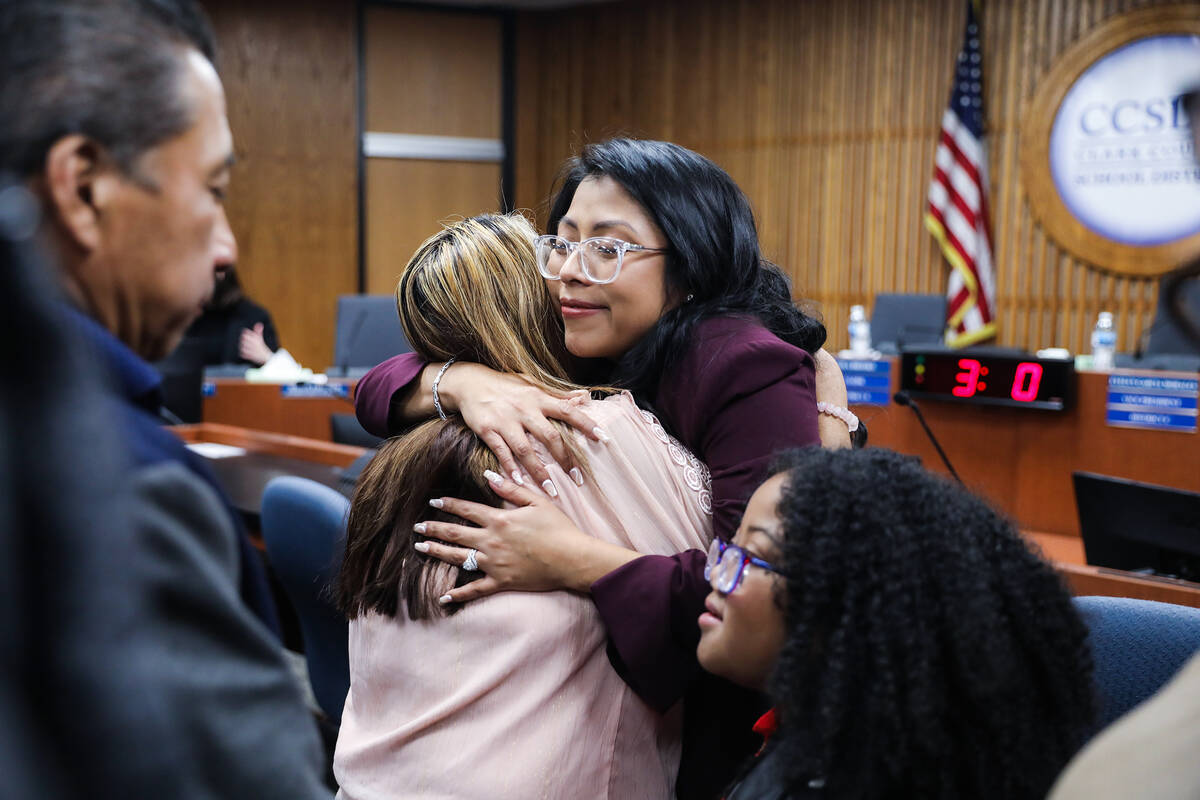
xmin=900 ymin=350 xmax=1075 ymax=410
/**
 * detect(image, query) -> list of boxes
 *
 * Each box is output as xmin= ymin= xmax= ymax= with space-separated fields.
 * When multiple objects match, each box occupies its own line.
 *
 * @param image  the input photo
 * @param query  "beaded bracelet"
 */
xmin=816 ymin=401 xmax=859 ymax=433
xmin=432 ymin=358 xmax=456 ymax=421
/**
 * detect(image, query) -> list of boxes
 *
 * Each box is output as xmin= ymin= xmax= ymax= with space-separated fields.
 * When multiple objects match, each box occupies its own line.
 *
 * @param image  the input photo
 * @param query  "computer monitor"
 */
xmin=870 ymin=293 xmax=947 ymax=354
xmin=1073 ymin=471 xmax=1200 ymax=582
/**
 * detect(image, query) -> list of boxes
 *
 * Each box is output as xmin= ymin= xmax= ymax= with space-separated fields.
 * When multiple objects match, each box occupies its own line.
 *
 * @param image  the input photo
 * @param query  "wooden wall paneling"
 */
xmin=202 ymin=0 xmax=357 ymax=370
xmin=513 ymin=0 xmax=1199 ymax=353
xmin=364 ymin=6 xmax=501 ymax=138
xmin=363 ymin=5 xmax=504 ymax=295
xmin=882 ymin=7 xmax=901 ymax=291
xmin=848 ymin=2 xmax=867 ymax=307
xmin=364 ymin=160 xmax=503 ymax=294
xmin=992 ymin=0 xmax=1019 ymax=343
xmin=511 ymin=20 xmax=539 ymax=217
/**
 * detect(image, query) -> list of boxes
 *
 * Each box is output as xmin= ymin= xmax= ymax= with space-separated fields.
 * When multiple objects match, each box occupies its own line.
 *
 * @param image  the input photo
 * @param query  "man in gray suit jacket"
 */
xmin=0 ymin=0 xmax=331 ymax=795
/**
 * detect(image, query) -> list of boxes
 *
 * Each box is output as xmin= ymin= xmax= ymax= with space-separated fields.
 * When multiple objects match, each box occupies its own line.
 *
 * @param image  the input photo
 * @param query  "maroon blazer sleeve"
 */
xmin=590 ymin=550 xmax=709 ymax=712
xmin=593 ymin=318 xmax=820 ymax=710
xmin=353 ymin=353 xmax=427 ymax=437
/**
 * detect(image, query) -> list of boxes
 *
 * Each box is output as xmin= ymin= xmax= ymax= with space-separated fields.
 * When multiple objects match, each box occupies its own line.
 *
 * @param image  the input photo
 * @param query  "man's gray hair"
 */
xmin=0 ymin=0 xmax=218 ymax=178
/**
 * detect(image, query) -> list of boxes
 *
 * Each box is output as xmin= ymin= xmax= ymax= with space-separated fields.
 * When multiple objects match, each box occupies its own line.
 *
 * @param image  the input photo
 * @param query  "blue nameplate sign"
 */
xmin=1105 ymin=373 xmax=1198 ymax=433
xmin=281 ymin=383 xmax=350 ymax=399
xmin=837 ymin=358 xmax=892 ymax=406
xmin=201 ymin=381 xmax=216 ymax=397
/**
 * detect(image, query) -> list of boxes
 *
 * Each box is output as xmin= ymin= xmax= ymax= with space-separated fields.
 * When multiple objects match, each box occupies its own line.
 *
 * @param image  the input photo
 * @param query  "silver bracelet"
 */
xmin=432 ymin=358 xmax=456 ymax=421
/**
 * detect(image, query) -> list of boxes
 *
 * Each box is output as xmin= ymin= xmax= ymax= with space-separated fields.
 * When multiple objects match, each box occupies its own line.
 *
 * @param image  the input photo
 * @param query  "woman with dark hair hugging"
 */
xmin=356 ymin=138 xmax=857 ymax=793
xmin=333 ymin=214 xmax=711 ymax=800
xmin=700 ymin=447 xmax=1095 ymax=800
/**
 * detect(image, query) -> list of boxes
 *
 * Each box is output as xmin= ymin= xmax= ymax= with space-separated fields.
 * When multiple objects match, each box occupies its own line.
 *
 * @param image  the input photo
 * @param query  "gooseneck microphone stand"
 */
xmin=893 ymin=391 xmax=963 ymax=484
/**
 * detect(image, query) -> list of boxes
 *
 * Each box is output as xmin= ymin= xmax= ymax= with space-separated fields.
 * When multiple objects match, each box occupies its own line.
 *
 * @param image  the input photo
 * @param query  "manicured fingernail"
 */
xmin=438 ymin=594 xmax=452 ymax=605
xmin=413 ymin=541 xmax=430 ymax=553
xmin=541 ymin=479 xmax=559 ymax=498
xmin=413 ymin=522 xmax=427 ymax=534
xmin=570 ymin=467 xmax=584 ymax=486
xmin=428 ymin=498 xmax=444 ymax=509
xmin=483 ymin=469 xmax=504 ymax=486
xmin=510 ymin=470 xmax=525 ymax=486
xmin=592 ymin=426 xmax=612 ymax=443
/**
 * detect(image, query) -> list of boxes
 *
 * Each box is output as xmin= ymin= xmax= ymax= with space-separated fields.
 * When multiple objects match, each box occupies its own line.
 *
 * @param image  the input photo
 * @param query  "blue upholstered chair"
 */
xmin=330 ymin=412 xmax=383 ymax=449
xmin=1074 ymin=596 xmax=1200 ymax=732
xmin=261 ymin=476 xmax=351 ymax=723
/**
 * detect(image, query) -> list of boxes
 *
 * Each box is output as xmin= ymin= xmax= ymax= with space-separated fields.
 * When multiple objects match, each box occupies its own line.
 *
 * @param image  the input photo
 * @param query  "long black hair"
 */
xmin=546 ymin=138 xmax=826 ymax=399
xmin=762 ymin=447 xmax=1094 ymax=799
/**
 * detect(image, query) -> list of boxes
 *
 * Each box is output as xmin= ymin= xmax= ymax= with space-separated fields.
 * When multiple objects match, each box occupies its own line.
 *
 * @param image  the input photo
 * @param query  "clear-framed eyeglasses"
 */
xmin=704 ymin=538 xmax=783 ymax=594
xmin=534 ymin=234 xmax=670 ymax=285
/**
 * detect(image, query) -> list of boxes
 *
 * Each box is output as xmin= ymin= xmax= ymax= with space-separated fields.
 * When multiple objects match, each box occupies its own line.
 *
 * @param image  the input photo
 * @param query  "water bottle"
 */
xmin=1090 ymin=311 xmax=1116 ymax=371
xmin=848 ymin=304 xmax=871 ymax=356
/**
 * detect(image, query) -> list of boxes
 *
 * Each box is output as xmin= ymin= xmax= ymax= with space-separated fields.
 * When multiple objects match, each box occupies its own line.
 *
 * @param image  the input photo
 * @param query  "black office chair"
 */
xmin=327 ymin=295 xmax=412 ymax=378
xmin=870 ymin=293 xmax=947 ymax=354
xmin=330 ymin=413 xmax=383 ymax=449
xmin=153 ymin=339 xmax=207 ymax=424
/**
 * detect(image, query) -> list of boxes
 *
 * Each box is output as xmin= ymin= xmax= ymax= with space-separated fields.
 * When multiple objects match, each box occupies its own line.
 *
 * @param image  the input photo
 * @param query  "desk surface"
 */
xmin=1026 ymin=531 xmax=1200 ymax=609
xmin=172 ymin=424 xmax=365 ymax=523
xmin=172 ymin=423 xmax=1200 ymax=608
xmin=854 ymin=365 xmax=1200 ymax=539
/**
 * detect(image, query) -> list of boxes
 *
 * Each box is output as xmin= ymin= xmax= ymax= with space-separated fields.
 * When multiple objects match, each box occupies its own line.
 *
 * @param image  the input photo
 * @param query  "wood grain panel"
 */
xmin=513 ymin=0 xmax=1199 ymax=353
xmin=201 ymin=0 xmax=357 ymax=370
xmin=202 ymin=379 xmax=358 ymax=442
xmin=365 ymin=159 xmax=503 ymax=294
xmin=365 ymin=5 xmax=502 ymax=138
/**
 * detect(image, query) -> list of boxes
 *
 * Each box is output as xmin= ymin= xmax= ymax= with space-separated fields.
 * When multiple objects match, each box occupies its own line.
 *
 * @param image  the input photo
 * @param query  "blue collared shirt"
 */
xmin=62 ymin=304 xmax=280 ymax=635
xmin=62 ymin=304 xmax=164 ymax=412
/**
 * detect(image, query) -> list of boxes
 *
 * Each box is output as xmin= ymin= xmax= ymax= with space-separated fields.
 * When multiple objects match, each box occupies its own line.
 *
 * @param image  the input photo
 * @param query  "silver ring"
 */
xmin=461 ymin=548 xmax=479 ymax=572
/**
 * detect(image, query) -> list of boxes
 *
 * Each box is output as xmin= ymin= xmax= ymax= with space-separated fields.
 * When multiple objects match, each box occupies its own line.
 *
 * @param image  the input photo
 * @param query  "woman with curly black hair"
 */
xmin=698 ymin=447 xmax=1095 ymax=799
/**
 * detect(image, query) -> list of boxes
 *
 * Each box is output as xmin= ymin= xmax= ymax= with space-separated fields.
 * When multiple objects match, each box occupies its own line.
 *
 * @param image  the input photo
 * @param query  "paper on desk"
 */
xmin=186 ymin=442 xmax=248 ymax=459
xmin=243 ymin=348 xmax=326 ymax=384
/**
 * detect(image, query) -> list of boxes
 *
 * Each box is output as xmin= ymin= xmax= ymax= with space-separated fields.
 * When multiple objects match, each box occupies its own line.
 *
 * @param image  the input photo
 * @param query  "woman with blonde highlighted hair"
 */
xmin=333 ymin=213 xmax=712 ymax=799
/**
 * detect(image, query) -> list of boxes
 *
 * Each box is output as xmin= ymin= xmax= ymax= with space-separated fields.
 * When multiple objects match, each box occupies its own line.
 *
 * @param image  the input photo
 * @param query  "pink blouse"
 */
xmin=334 ymin=393 xmax=713 ymax=799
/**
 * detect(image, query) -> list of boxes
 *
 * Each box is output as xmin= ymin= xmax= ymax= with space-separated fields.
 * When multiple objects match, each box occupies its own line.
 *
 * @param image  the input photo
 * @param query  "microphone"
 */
xmin=893 ymin=391 xmax=963 ymax=484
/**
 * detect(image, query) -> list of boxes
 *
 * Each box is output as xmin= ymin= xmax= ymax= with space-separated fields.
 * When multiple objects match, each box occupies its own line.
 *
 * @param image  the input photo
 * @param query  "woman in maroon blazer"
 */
xmin=354 ymin=138 xmax=855 ymax=797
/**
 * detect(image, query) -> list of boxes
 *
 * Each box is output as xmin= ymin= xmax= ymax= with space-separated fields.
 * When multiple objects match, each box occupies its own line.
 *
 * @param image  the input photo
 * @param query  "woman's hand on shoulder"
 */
xmin=415 ymin=470 xmax=640 ymax=605
xmin=437 ymin=362 xmax=610 ymax=488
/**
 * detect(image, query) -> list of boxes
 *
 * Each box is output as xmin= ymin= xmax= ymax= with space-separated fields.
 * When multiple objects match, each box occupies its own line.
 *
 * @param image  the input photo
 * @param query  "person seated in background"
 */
xmin=700 ymin=447 xmax=1095 ymax=800
xmin=333 ymin=213 xmax=711 ymax=799
xmin=183 ymin=259 xmax=280 ymax=366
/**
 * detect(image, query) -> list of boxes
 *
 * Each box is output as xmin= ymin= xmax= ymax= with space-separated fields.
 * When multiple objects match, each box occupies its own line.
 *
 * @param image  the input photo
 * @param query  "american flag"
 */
xmin=925 ymin=0 xmax=997 ymax=347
